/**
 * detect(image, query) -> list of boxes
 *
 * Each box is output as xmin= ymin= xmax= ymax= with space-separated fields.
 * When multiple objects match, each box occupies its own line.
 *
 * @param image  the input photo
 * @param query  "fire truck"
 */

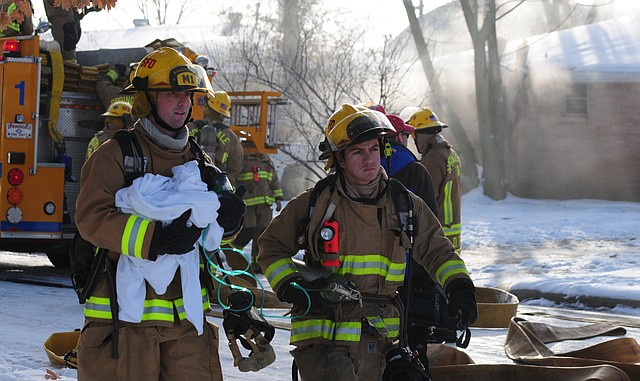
xmin=0 ymin=34 xmax=283 ymax=267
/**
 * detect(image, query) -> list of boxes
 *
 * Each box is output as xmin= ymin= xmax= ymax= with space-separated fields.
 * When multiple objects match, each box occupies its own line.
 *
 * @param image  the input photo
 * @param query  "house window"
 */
xmin=564 ymin=83 xmax=587 ymax=115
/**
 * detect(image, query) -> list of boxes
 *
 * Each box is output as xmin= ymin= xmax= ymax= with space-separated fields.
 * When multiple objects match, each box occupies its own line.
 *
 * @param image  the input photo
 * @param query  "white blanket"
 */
xmin=114 ymin=160 xmax=223 ymax=335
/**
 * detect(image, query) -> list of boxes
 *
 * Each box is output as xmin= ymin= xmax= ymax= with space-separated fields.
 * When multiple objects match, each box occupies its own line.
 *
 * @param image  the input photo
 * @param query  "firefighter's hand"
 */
xmin=278 ymin=277 xmax=330 ymax=311
xmin=217 ymin=188 xmax=246 ymax=234
xmin=148 ymin=210 xmax=203 ymax=260
xmin=445 ymin=278 xmax=478 ymax=329
xmin=274 ymin=200 xmax=282 ymax=212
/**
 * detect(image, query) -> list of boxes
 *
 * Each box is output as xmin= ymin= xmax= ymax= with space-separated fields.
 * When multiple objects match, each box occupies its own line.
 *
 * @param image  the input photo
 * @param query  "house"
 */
xmin=502 ymin=15 xmax=640 ymax=201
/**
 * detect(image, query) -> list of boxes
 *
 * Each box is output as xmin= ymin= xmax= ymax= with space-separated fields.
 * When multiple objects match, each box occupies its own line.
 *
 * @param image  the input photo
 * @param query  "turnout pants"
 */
xmin=291 ymin=330 xmax=395 ymax=381
xmin=77 ymin=319 xmax=222 ymax=381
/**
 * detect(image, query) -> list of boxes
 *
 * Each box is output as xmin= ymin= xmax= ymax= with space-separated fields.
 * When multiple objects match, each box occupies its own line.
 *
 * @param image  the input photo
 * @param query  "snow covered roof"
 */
xmin=502 ymin=15 xmax=640 ymax=81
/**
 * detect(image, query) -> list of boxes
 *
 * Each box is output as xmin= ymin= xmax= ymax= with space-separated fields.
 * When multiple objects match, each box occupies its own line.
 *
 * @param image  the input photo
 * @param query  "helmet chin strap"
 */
xmin=146 ymin=92 xmax=193 ymax=133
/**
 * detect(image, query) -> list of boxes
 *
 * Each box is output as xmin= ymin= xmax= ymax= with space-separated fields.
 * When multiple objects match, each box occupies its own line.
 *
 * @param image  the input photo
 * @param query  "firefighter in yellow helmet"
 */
xmin=258 ymin=103 xmax=477 ymax=381
xmin=408 ymin=107 xmax=462 ymax=253
xmin=75 ymin=47 xmax=246 ymax=381
xmin=85 ymin=100 xmax=134 ymax=160
xmin=188 ymin=90 xmax=243 ymax=184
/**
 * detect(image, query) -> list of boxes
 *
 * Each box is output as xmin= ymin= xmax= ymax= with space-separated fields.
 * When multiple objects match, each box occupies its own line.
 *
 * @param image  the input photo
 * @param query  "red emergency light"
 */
xmin=1 ymin=39 xmax=21 ymax=59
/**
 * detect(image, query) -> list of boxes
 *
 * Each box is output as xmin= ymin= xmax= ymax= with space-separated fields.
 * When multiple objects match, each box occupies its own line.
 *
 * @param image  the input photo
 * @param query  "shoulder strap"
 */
xmin=112 ymin=130 xmax=146 ymax=187
xmin=295 ymin=173 xmax=337 ymax=262
xmin=388 ymin=178 xmax=414 ymax=243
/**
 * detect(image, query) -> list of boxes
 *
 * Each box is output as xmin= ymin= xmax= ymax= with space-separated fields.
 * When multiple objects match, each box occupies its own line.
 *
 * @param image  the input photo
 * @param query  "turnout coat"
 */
xmin=258 ymin=170 xmax=471 ymax=348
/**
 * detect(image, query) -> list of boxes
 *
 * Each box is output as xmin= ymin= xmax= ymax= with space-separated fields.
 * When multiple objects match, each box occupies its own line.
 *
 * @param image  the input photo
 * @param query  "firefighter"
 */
xmin=0 ymin=1 xmax=33 ymax=37
xmin=85 ymin=100 xmax=134 ymax=160
xmin=189 ymin=90 xmax=243 ymax=185
xmin=408 ymin=108 xmax=462 ymax=253
xmin=95 ymin=63 xmax=134 ymax=109
xmin=233 ymin=152 xmax=283 ymax=275
xmin=75 ymin=47 xmax=246 ymax=381
xmin=258 ymin=103 xmax=477 ymax=381
xmin=43 ymin=0 xmax=82 ymax=61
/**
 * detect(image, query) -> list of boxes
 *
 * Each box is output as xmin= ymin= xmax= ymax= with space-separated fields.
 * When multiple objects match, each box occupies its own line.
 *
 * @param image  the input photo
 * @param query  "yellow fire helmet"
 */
xmin=100 ymin=100 xmax=133 ymax=118
xmin=206 ymin=90 xmax=232 ymax=118
xmin=122 ymin=47 xmax=213 ymax=94
xmin=407 ymin=107 xmax=448 ymax=134
xmin=318 ymin=103 xmax=395 ymax=162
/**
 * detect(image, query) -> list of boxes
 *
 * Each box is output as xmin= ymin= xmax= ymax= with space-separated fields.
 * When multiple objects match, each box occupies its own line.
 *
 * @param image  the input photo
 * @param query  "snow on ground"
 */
xmin=1 ymin=188 xmax=639 ymax=380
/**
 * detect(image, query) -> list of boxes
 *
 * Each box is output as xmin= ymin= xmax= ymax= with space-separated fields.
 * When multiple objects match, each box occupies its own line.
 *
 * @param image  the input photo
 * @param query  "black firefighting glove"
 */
xmin=105 ymin=63 xmax=128 ymax=84
xmin=278 ymin=277 xmax=330 ymax=311
xmin=217 ymin=186 xmax=246 ymax=236
xmin=148 ymin=210 xmax=203 ymax=261
xmin=445 ymin=278 xmax=478 ymax=329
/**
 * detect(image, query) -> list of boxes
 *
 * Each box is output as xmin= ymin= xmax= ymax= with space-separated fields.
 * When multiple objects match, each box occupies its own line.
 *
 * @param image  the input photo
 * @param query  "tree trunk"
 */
xmin=401 ymin=0 xmax=479 ymax=192
xmin=461 ymin=0 xmax=507 ymax=200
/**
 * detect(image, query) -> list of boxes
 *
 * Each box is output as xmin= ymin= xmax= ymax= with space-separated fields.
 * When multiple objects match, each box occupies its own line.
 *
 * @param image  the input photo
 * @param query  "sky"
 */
xmin=1 ymin=187 xmax=640 ymax=380
xmin=28 ymin=0 xmax=640 ymax=38
xmin=28 ymin=0 xmax=450 ymax=37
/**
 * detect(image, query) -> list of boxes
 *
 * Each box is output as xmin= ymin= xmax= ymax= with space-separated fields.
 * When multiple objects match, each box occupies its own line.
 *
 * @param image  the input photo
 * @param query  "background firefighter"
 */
xmin=231 ymin=152 xmax=283 ymax=276
xmin=408 ymin=107 xmax=462 ymax=253
xmin=85 ymin=99 xmax=134 ymax=160
xmin=188 ymin=90 xmax=243 ymax=185
xmin=257 ymin=103 xmax=477 ymax=381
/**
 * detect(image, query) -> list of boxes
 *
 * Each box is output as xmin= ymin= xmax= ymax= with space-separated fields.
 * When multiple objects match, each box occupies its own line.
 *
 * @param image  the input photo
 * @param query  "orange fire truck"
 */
xmin=0 ymin=34 xmax=282 ymax=267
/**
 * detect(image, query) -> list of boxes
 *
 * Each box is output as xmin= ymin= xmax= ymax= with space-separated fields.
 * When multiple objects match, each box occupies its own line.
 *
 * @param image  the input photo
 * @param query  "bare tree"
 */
xmin=206 ymin=3 xmax=408 ymax=181
xmin=136 ymin=0 xmax=194 ymax=25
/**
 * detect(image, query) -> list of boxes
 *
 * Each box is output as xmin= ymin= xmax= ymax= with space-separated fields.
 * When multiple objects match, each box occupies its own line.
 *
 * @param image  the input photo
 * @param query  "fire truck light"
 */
xmin=7 ymin=168 xmax=24 ymax=186
xmin=6 ymin=206 xmax=22 ymax=224
xmin=44 ymin=202 xmax=56 ymax=215
xmin=15 ymin=114 xmax=24 ymax=123
xmin=2 ymin=40 xmax=21 ymax=57
xmin=7 ymin=187 xmax=23 ymax=205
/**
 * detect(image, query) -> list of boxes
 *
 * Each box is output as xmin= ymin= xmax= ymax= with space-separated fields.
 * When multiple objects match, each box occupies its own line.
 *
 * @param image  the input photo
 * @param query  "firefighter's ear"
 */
xmin=336 ymin=153 xmax=345 ymax=169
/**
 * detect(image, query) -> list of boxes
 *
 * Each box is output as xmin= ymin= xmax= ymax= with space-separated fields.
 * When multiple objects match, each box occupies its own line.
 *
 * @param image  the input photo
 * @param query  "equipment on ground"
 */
xmin=43 ymin=330 xmax=80 ymax=369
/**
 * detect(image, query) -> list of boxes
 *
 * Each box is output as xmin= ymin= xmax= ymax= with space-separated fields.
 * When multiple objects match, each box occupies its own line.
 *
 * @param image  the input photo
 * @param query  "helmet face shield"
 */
xmin=320 ymin=104 xmax=395 ymax=160
xmin=169 ymin=65 xmax=212 ymax=93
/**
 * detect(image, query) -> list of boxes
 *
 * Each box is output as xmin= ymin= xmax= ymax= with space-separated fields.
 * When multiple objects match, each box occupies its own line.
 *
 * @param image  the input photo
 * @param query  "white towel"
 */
xmin=114 ymin=160 xmax=224 ymax=335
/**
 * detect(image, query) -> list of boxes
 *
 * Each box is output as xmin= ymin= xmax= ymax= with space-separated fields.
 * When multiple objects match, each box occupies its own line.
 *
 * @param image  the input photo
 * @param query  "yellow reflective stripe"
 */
xmin=221 ymin=152 xmax=229 ymax=164
xmin=273 ymin=189 xmax=283 ymax=198
xmin=85 ymin=290 xmax=209 ymax=322
xmin=435 ymin=260 xmax=469 ymax=285
xmin=443 ymin=223 xmax=461 ymax=236
xmin=121 ymin=215 xmax=151 ymax=258
xmin=236 ymin=173 xmax=253 ymax=181
xmin=336 ymin=255 xmax=406 ymax=282
xmin=290 ymin=319 xmax=361 ymax=343
xmin=237 ymin=171 xmax=273 ymax=181
xmin=264 ymin=258 xmax=299 ymax=288
xmin=443 ymin=180 xmax=453 ymax=226
xmin=244 ymin=195 xmax=276 ymax=206
xmin=4 ymin=3 xmax=19 ymax=33
xmin=84 ymin=296 xmax=112 ymax=319
xmin=365 ymin=316 xmax=400 ymax=339
xmin=142 ymin=299 xmax=175 ymax=322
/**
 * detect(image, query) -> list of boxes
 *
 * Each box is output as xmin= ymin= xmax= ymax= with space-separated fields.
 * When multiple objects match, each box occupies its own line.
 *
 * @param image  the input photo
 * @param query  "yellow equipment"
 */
xmin=43 ymin=331 xmax=80 ymax=369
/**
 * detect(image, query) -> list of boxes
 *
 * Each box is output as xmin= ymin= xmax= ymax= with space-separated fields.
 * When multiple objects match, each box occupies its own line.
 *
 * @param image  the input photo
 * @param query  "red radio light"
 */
xmin=7 ymin=187 xmax=23 ymax=205
xmin=7 ymin=168 xmax=24 ymax=186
